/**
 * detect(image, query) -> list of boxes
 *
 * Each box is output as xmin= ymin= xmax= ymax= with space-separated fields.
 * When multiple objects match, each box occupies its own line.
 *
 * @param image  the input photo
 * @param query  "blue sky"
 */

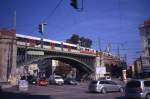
xmin=0 ymin=0 xmax=150 ymax=64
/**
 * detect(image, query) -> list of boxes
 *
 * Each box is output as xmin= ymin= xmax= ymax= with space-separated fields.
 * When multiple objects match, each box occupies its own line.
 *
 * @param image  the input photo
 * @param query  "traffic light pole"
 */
xmin=41 ymin=34 xmax=44 ymax=48
xmin=38 ymin=23 xmax=47 ymax=48
xmin=70 ymin=0 xmax=83 ymax=12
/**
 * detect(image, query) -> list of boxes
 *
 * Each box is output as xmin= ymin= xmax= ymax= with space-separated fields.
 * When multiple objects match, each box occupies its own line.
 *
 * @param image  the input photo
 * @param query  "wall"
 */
xmin=0 ymin=29 xmax=16 ymax=84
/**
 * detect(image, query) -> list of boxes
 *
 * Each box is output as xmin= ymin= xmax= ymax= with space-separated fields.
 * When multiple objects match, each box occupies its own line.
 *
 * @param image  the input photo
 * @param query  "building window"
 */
xmin=149 ymin=58 xmax=150 ymax=64
xmin=146 ymin=31 xmax=149 ymax=36
xmin=148 ymin=38 xmax=150 ymax=45
xmin=148 ymin=48 xmax=150 ymax=55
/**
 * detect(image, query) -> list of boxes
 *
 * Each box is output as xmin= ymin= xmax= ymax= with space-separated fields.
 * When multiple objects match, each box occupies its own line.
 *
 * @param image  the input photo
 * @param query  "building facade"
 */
xmin=139 ymin=18 xmax=150 ymax=74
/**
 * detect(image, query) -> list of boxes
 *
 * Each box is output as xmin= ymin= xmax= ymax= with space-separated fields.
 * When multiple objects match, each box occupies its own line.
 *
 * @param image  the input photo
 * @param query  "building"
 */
xmin=139 ymin=18 xmax=150 ymax=75
xmin=133 ymin=58 xmax=142 ymax=77
xmin=94 ymin=51 xmax=125 ymax=80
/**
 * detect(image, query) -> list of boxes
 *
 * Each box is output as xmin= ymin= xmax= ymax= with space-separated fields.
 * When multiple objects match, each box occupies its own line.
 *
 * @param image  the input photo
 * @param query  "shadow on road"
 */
xmin=0 ymin=89 xmax=53 ymax=99
xmin=115 ymin=96 xmax=127 ymax=99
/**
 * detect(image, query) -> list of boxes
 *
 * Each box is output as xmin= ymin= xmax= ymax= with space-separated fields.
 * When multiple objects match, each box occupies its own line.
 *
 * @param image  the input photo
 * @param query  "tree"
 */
xmin=66 ymin=34 xmax=80 ymax=44
xmin=66 ymin=34 xmax=92 ymax=48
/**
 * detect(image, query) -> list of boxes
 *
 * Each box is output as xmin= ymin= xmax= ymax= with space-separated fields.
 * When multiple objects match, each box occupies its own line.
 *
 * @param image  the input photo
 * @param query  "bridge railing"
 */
xmin=17 ymin=40 xmax=96 ymax=55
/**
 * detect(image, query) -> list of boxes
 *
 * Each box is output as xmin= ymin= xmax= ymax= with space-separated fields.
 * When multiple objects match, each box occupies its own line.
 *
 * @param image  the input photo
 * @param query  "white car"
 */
xmin=49 ymin=75 xmax=64 ymax=85
xmin=105 ymin=76 xmax=111 ymax=80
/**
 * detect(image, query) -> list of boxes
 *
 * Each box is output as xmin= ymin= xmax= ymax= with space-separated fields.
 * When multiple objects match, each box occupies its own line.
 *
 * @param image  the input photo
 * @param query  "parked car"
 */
xmin=49 ymin=75 xmax=64 ymax=85
xmin=105 ymin=76 xmax=111 ymax=80
xmin=125 ymin=79 xmax=150 ymax=99
xmin=64 ymin=78 xmax=78 ymax=85
xmin=37 ymin=77 xmax=49 ymax=86
xmin=27 ymin=75 xmax=37 ymax=85
xmin=88 ymin=80 xmax=124 ymax=94
xmin=98 ymin=76 xmax=111 ymax=81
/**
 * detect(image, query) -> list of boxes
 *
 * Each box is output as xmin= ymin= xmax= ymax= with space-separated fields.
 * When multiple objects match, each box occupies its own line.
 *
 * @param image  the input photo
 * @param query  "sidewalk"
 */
xmin=0 ymin=82 xmax=13 ymax=89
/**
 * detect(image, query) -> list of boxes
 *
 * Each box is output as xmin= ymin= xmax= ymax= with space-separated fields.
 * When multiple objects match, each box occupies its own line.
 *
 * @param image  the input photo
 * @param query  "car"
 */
xmin=37 ymin=77 xmax=49 ymax=86
xmin=49 ymin=75 xmax=64 ymax=85
xmin=88 ymin=80 xmax=124 ymax=94
xmin=98 ymin=76 xmax=111 ymax=81
xmin=105 ymin=76 xmax=111 ymax=80
xmin=64 ymin=78 xmax=78 ymax=85
xmin=125 ymin=79 xmax=150 ymax=99
xmin=27 ymin=75 xmax=37 ymax=85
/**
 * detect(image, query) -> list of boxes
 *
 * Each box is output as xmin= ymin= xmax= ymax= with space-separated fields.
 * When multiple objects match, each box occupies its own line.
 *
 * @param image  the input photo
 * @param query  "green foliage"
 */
xmin=66 ymin=34 xmax=92 ymax=48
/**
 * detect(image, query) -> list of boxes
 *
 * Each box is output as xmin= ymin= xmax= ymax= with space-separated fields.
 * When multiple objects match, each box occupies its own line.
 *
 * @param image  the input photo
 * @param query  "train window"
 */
xmin=35 ymin=40 xmax=41 ymax=45
xmin=43 ymin=41 xmax=50 ymax=46
xmin=55 ymin=43 xmax=61 ymax=47
xmin=72 ymin=46 xmax=77 ymax=50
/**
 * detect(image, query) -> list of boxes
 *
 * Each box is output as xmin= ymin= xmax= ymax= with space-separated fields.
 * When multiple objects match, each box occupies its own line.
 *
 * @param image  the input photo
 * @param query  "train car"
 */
xmin=16 ymin=34 xmax=96 ymax=55
xmin=80 ymin=46 xmax=96 ymax=55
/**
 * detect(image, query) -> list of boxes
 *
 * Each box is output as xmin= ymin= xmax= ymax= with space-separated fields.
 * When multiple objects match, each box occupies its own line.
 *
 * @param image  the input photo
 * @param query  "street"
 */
xmin=1 ymin=82 xmax=126 ymax=99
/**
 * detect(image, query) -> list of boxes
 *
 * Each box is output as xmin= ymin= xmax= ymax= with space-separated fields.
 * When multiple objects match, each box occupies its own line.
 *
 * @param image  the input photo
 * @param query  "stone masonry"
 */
xmin=0 ymin=29 xmax=16 ymax=84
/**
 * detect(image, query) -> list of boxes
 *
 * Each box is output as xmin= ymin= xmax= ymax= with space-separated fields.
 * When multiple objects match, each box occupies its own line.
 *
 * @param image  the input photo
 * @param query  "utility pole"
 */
xmin=98 ymin=37 xmax=101 ymax=51
xmin=117 ymin=44 xmax=120 ymax=58
xmin=140 ymin=56 xmax=144 ymax=73
xmin=13 ymin=11 xmax=16 ymax=29
xmin=38 ymin=23 xmax=47 ymax=48
xmin=25 ymin=40 xmax=28 ymax=65
xmin=70 ymin=0 xmax=84 ymax=11
xmin=124 ymin=54 xmax=127 ymax=69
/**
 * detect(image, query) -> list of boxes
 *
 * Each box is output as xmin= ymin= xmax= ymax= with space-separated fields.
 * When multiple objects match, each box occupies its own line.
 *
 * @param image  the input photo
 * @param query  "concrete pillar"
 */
xmin=94 ymin=52 xmax=105 ymax=80
xmin=0 ymin=29 xmax=16 ymax=85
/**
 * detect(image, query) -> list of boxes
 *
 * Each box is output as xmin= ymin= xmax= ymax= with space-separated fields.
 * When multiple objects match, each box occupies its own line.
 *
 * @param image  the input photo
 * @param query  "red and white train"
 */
xmin=16 ymin=34 xmax=96 ymax=55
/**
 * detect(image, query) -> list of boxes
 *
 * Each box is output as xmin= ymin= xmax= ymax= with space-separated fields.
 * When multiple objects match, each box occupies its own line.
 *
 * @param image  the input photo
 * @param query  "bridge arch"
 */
xmin=26 ymin=55 xmax=94 ymax=74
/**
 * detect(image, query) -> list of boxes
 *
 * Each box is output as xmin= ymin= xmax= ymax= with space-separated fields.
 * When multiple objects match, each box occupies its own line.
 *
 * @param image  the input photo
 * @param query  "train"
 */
xmin=16 ymin=34 xmax=97 ymax=55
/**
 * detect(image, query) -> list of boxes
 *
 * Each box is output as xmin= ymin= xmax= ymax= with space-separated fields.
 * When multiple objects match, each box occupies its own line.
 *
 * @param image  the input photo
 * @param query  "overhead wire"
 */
xmin=26 ymin=0 xmax=63 ymax=36
xmin=42 ymin=0 xmax=63 ymax=22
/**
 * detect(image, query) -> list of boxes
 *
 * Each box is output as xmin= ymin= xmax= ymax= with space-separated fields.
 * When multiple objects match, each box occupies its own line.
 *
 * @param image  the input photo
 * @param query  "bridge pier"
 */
xmin=0 ymin=29 xmax=17 ymax=85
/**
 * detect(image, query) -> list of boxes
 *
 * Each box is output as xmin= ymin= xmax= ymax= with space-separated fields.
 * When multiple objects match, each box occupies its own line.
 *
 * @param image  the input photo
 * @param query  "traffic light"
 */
xmin=38 ymin=24 xmax=44 ymax=34
xmin=70 ymin=0 xmax=78 ymax=9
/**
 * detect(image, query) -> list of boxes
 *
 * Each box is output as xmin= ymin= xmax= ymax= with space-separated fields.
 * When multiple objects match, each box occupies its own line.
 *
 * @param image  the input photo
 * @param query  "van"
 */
xmin=125 ymin=79 xmax=150 ymax=99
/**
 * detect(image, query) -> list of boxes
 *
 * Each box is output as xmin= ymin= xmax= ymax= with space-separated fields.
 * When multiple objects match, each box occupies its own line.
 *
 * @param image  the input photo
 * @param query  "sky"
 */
xmin=0 ymin=0 xmax=150 ymax=64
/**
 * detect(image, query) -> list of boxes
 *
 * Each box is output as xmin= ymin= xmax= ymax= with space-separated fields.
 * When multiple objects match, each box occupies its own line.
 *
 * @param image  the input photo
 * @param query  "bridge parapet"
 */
xmin=17 ymin=46 xmax=96 ymax=73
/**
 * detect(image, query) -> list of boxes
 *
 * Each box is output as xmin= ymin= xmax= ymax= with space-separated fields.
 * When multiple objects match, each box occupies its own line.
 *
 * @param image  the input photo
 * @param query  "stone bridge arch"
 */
xmin=26 ymin=55 xmax=94 ymax=74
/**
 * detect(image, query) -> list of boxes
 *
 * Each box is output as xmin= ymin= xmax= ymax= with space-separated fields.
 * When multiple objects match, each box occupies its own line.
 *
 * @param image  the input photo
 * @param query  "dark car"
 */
xmin=125 ymin=79 xmax=150 ymax=99
xmin=27 ymin=75 xmax=37 ymax=85
xmin=64 ymin=78 xmax=78 ymax=85
xmin=37 ymin=77 xmax=49 ymax=86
